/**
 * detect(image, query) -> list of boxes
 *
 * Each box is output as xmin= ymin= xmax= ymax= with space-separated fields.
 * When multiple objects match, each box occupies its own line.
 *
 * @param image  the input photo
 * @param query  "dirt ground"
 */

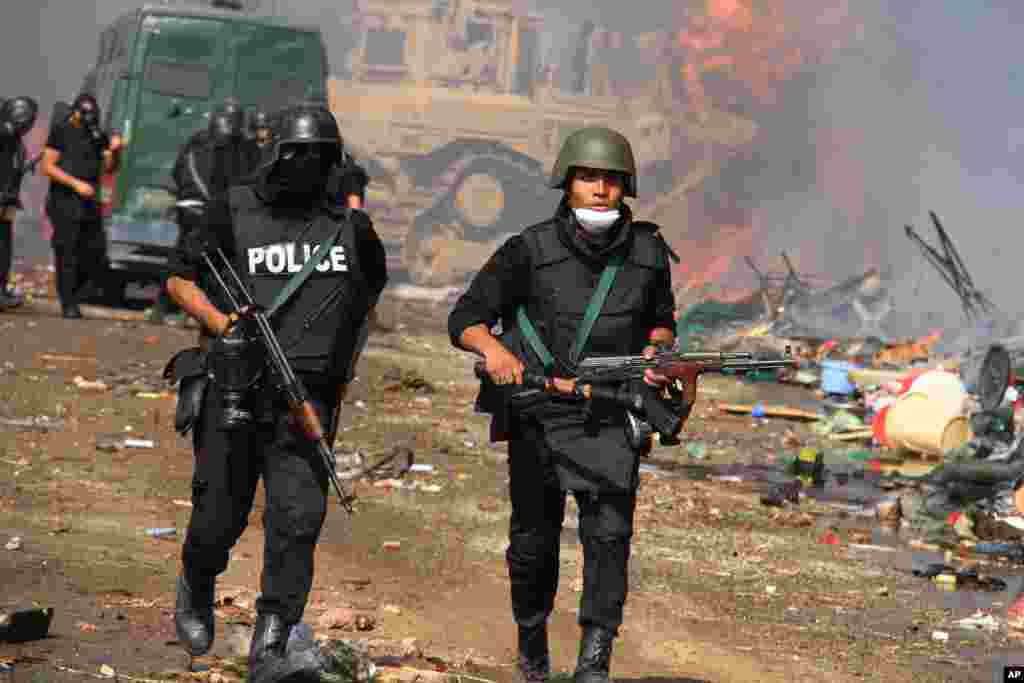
xmin=2 ymin=283 xmax=1024 ymax=683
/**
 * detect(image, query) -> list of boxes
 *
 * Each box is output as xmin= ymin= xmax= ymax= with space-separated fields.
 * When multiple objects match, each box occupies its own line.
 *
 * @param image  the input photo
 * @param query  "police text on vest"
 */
xmin=247 ymin=243 xmax=348 ymax=275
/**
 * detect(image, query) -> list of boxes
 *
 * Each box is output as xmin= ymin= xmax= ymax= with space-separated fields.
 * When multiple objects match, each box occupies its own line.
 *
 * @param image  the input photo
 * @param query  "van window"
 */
xmin=232 ymin=25 xmax=325 ymax=110
xmin=141 ymin=17 xmax=222 ymax=99
xmin=144 ymin=62 xmax=212 ymax=99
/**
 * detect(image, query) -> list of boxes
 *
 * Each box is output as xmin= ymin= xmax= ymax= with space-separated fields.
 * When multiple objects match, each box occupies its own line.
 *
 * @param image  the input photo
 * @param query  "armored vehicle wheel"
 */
xmin=447 ymin=159 xmax=546 ymax=242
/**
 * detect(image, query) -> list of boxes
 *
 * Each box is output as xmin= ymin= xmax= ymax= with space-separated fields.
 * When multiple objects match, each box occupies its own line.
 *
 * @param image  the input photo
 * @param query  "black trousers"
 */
xmin=0 ymin=218 xmax=12 ymax=291
xmin=181 ymin=379 xmax=338 ymax=624
xmin=506 ymin=422 xmax=637 ymax=635
xmin=49 ymin=208 xmax=108 ymax=307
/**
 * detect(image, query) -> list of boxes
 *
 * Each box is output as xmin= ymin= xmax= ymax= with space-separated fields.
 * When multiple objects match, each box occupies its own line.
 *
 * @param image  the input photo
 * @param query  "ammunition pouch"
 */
xmin=163 ymin=347 xmax=211 ymax=436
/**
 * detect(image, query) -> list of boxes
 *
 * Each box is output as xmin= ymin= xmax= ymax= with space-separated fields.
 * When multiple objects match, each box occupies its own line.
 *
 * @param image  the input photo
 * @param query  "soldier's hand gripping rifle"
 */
xmin=475 ymin=348 xmax=797 ymax=447
xmin=201 ymin=247 xmax=356 ymax=514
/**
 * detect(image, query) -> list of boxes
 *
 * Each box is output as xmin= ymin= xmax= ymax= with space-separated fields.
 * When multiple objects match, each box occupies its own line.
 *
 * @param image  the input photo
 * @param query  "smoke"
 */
xmin=3 ymin=1 xmax=1021 ymax=341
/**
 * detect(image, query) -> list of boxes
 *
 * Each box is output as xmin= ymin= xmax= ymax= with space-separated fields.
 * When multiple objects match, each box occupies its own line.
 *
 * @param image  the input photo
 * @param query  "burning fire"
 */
xmin=658 ymin=1 xmax=876 ymax=301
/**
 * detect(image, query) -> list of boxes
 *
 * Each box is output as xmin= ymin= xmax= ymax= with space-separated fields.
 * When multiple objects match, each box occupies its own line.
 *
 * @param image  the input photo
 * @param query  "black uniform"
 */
xmin=168 ymin=188 xmax=387 ymax=615
xmin=44 ymin=98 xmax=110 ymax=314
xmin=168 ymin=103 xmax=387 ymax=679
xmin=448 ymin=200 xmax=675 ymax=636
xmin=156 ymin=128 xmax=260 ymax=317
xmin=0 ymin=103 xmax=35 ymax=305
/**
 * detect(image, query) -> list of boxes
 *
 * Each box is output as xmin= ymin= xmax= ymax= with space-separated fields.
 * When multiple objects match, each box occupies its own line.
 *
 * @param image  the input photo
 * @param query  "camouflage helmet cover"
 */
xmin=548 ymin=126 xmax=637 ymax=197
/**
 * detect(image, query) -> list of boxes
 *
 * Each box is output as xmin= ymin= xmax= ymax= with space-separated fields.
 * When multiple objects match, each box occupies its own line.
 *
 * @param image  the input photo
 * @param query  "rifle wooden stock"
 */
xmin=294 ymin=400 xmax=325 ymax=441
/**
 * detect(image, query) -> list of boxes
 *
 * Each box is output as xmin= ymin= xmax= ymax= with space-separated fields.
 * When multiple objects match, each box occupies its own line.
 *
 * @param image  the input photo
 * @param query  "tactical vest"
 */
xmin=228 ymin=186 xmax=372 ymax=379
xmin=0 ymin=137 xmax=26 ymax=207
xmin=514 ymin=219 xmax=671 ymax=376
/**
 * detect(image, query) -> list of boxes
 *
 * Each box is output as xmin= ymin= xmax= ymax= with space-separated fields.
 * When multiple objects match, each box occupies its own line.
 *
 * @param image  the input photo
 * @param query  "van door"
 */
xmin=129 ymin=14 xmax=229 ymax=191
xmin=226 ymin=23 xmax=326 ymax=114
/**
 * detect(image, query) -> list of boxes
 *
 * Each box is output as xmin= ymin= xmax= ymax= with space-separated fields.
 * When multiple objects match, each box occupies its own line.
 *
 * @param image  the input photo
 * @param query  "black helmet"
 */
xmin=209 ymin=97 xmax=244 ymax=144
xmin=71 ymin=92 xmax=101 ymax=128
xmin=0 ymin=96 xmax=38 ymax=138
xmin=255 ymin=103 xmax=344 ymax=198
xmin=260 ymin=103 xmax=343 ymax=167
xmin=247 ymin=108 xmax=270 ymax=135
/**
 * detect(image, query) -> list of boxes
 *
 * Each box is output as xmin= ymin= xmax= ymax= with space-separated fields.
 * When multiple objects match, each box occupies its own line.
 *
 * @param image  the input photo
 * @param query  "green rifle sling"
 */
xmin=265 ymin=225 xmax=342 ymax=318
xmin=516 ymin=249 xmax=626 ymax=373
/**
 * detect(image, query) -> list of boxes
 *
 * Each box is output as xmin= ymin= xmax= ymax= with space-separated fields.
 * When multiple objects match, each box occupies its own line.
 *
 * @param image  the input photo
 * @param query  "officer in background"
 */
xmin=331 ymin=148 xmax=370 ymax=210
xmin=164 ymin=102 xmax=387 ymax=680
xmin=40 ymin=93 xmax=122 ymax=318
xmin=0 ymin=96 xmax=39 ymax=309
xmin=448 ymin=128 xmax=682 ymax=683
xmin=247 ymin=108 xmax=271 ymax=150
xmin=153 ymin=98 xmax=259 ymax=322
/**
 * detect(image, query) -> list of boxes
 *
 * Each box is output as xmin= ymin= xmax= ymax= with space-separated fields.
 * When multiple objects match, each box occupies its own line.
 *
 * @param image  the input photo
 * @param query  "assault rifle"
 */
xmin=202 ymin=247 xmax=356 ymax=514
xmin=475 ymin=348 xmax=797 ymax=447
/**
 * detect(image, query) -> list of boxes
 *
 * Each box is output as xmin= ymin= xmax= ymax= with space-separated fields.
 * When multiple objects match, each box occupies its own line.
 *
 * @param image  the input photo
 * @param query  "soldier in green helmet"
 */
xmin=449 ymin=127 xmax=685 ymax=683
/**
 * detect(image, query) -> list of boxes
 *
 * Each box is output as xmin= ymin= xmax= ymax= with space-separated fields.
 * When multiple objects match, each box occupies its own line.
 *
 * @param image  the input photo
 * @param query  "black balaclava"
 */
xmin=72 ymin=93 xmax=106 ymax=146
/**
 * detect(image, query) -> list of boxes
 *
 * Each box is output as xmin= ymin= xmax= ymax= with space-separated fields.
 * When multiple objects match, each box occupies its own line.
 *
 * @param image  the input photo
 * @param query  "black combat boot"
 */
xmin=62 ymin=303 xmax=83 ymax=319
xmin=573 ymin=625 xmax=615 ymax=683
xmin=248 ymin=613 xmax=322 ymax=683
xmin=174 ymin=574 xmax=215 ymax=656
xmin=516 ymin=623 xmax=551 ymax=683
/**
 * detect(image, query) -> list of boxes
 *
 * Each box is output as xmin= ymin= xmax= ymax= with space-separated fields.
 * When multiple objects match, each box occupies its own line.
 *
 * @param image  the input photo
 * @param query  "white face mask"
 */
xmin=573 ymin=208 xmax=620 ymax=234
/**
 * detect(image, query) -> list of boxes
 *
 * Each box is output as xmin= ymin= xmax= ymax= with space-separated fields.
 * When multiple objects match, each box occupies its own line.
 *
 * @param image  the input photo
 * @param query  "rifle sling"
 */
xmin=266 ymin=223 xmax=343 ymax=319
xmin=516 ymin=250 xmax=626 ymax=374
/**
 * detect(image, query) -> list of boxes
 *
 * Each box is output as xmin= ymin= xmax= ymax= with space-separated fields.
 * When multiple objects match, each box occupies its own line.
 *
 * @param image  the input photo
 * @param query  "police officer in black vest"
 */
xmin=448 ymin=127 xmax=683 ymax=683
xmin=163 ymin=102 xmax=387 ymax=679
xmin=40 ymin=93 xmax=123 ymax=318
xmin=0 ymin=96 xmax=39 ymax=309
xmin=248 ymin=108 xmax=272 ymax=151
xmin=153 ymin=98 xmax=260 ymax=321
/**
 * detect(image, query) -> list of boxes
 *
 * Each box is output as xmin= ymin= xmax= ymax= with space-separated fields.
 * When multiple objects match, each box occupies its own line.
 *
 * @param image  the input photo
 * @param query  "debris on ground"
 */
xmin=0 ymin=608 xmax=54 ymax=643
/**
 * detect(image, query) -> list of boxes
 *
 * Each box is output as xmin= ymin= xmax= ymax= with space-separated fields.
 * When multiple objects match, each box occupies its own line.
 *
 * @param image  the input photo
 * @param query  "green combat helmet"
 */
xmin=548 ymin=126 xmax=637 ymax=197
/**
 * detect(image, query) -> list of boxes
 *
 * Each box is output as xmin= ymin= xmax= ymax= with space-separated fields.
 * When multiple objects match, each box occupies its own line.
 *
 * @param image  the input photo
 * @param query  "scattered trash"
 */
xmin=719 ymin=403 xmax=821 ymax=421
xmin=382 ymin=541 xmax=402 ymax=551
xmin=4 ymin=537 xmax=21 ymax=551
xmin=318 ymin=608 xmax=356 ymax=631
xmin=0 ymin=607 xmax=54 ymax=643
xmin=409 ymin=464 xmax=434 ymax=473
xmin=685 ymin=442 xmax=708 ymax=460
xmin=952 ymin=612 xmax=1001 ymax=632
xmin=72 ymin=376 xmax=109 ymax=392
xmin=818 ymin=530 xmax=841 ymax=546
xmin=145 ymin=527 xmax=177 ymax=538
xmin=99 ymin=664 xmax=116 ymax=678
xmin=0 ymin=416 xmax=66 ymax=433
xmin=931 ymin=630 xmax=949 ymax=643
xmin=382 ymin=366 xmax=436 ymax=394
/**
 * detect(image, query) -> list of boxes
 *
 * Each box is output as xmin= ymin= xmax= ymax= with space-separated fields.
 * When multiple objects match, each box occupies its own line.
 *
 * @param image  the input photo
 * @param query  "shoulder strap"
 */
xmin=571 ymin=249 xmax=625 ymax=364
xmin=265 ymin=218 xmax=343 ymax=318
xmin=516 ymin=307 xmax=555 ymax=374
xmin=515 ymin=249 xmax=626 ymax=373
